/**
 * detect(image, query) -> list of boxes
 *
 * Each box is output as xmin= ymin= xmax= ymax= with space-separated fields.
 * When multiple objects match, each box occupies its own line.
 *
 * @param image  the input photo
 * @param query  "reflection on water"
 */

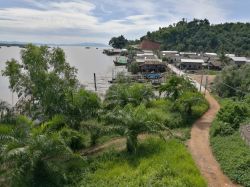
xmin=0 ymin=46 xmax=126 ymax=104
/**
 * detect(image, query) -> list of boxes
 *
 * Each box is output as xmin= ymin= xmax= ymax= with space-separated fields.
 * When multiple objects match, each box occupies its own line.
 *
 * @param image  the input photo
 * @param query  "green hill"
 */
xmin=139 ymin=19 xmax=250 ymax=56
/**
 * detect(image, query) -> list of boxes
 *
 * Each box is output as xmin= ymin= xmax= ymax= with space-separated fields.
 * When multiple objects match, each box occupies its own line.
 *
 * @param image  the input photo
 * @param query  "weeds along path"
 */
xmin=188 ymin=93 xmax=238 ymax=187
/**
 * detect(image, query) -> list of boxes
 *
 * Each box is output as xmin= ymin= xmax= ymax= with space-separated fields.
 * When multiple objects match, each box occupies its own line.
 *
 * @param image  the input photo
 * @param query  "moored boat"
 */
xmin=113 ymin=56 xmax=128 ymax=66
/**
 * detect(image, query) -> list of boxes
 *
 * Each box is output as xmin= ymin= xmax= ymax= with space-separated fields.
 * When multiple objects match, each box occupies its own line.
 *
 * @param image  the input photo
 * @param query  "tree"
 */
xmin=104 ymin=83 xmax=154 ymax=109
xmin=2 ymin=44 xmax=79 ymax=121
xmin=174 ymin=91 xmax=205 ymax=116
xmin=109 ymin=35 xmax=128 ymax=49
xmin=160 ymin=75 xmax=196 ymax=100
xmin=103 ymin=104 xmax=170 ymax=153
xmin=0 ymin=116 xmax=85 ymax=186
xmin=65 ymin=89 xmax=101 ymax=128
xmin=213 ymin=64 xmax=250 ymax=98
xmin=81 ymin=120 xmax=107 ymax=146
xmin=128 ymin=63 xmax=140 ymax=74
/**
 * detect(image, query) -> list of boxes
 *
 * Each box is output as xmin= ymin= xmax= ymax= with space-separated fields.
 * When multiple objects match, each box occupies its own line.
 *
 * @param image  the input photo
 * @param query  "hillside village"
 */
xmin=105 ymin=39 xmax=250 ymax=85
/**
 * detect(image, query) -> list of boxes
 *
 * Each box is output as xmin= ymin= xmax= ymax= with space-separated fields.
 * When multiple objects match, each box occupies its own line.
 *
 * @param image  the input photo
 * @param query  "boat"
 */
xmin=113 ymin=56 xmax=128 ymax=66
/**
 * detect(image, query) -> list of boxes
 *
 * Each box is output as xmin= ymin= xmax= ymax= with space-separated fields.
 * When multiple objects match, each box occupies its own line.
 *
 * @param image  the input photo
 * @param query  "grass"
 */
xmin=81 ymin=137 xmax=207 ymax=187
xmin=211 ymin=129 xmax=250 ymax=187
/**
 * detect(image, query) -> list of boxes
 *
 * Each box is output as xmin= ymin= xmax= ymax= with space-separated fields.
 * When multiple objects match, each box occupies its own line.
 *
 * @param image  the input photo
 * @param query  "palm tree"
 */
xmin=0 ymin=116 xmax=85 ymax=186
xmin=104 ymin=83 xmax=154 ymax=109
xmin=103 ymin=104 xmax=171 ymax=153
xmin=160 ymin=75 xmax=196 ymax=100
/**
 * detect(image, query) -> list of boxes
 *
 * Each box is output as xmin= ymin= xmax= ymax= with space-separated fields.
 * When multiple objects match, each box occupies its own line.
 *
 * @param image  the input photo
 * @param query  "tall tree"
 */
xmin=109 ymin=35 xmax=128 ymax=49
xmin=2 ymin=44 xmax=79 ymax=120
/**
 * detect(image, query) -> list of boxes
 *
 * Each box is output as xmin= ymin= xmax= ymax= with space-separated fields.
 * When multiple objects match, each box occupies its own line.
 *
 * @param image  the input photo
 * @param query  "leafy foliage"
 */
xmin=103 ymin=104 xmax=170 ymax=153
xmin=213 ymin=64 xmax=250 ymax=98
xmin=128 ymin=63 xmax=140 ymax=74
xmin=210 ymin=98 xmax=250 ymax=186
xmin=2 ymin=44 xmax=78 ymax=120
xmin=104 ymin=83 xmax=154 ymax=109
xmin=216 ymin=100 xmax=249 ymax=130
xmin=2 ymin=45 xmax=101 ymax=129
xmin=109 ymin=35 xmax=128 ymax=49
xmin=160 ymin=75 xmax=196 ymax=100
xmin=0 ymin=116 xmax=86 ymax=187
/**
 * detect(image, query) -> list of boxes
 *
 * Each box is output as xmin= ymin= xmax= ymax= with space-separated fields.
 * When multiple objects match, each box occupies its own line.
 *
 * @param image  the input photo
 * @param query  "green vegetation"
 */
xmin=137 ymin=19 xmax=250 ymax=56
xmin=81 ymin=138 xmax=207 ymax=187
xmin=0 ymin=116 xmax=86 ymax=187
xmin=0 ymin=45 xmax=209 ymax=186
xmin=109 ymin=35 xmax=128 ymax=49
xmin=213 ymin=64 xmax=250 ymax=98
xmin=210 ymin=98 xmax=250 ymax=186
xmin=103 ymin=104 xmax=169 ymax=153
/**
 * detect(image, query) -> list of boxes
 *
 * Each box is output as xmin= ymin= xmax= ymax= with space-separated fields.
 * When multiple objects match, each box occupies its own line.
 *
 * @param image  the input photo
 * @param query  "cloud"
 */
xmin=0 ymin=0 xmax=235 ymax=44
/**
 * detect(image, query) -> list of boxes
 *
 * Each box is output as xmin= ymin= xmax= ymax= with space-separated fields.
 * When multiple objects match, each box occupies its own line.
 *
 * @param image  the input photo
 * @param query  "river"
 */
xmin=0 ymin=46 xmax=126 ymax=104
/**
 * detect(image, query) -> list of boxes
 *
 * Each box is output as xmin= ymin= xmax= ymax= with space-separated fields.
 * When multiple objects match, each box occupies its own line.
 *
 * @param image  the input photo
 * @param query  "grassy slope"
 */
xmin=81 ymin=138 xmax=206 ymax=187
xmin=210 ymin=131 xmax=250 ymax=186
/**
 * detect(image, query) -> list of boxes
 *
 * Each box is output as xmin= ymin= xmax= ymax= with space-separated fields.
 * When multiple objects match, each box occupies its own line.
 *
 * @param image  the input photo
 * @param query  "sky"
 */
xmin=0 ymin=0 xmax=249 ymax=44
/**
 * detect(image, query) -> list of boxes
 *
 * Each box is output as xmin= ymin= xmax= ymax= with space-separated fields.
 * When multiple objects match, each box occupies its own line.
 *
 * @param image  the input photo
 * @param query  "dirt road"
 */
xmin=188 ymin=93 xmax=238 ymax=187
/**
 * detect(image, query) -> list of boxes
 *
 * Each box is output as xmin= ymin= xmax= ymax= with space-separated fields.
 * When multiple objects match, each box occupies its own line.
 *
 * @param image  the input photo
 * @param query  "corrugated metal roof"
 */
xmin=231 ymin=56 xmax=248 ymax=61
xmin=162 ymin=50 xmax=179 ymax=54
xmin=181 ymin=59 xmax=204 ymax=63
xmin=205 ymin=53 xmax=217 ymax=56
xmin=225 ymin=54 xmax=235 ymax=57
xmin=180 ymin=52 xmax=197 ymax=55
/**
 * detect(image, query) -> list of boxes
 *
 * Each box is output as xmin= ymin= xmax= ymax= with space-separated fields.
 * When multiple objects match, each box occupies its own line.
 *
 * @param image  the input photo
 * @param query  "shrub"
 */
xmin=128 ymin=63 xmax=140 ymax=74
xmin=216 ymin=101 xmax=249 ymax=130
xmin=211 ymin=120 xmax=235 ymax=137
xmin=59 ymin=128 xmax=86 ymax=151
xmin=104 ymin=83 xmax=154 ymax=109
xmin=42 ymin=115 xmax=67 ymax=133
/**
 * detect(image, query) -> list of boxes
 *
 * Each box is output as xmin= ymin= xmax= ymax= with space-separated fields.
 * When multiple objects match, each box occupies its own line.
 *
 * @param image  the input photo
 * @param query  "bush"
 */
xmin=104 ymin=83 xmax=154 ymax=109
xmin=128 ymin=63 xmax=140 ymax=74
xmin=211 ymin=120 xmax=235 ymax=137
xmin=59 ymin=128 xmax=86 ymax=151
xmin=216 ymin=101 xmax=249 ymax=130
xmin=165 ymin=113 xmax=185 ymax=129
xmin=42 ymin=115 xmax=67 ymax=133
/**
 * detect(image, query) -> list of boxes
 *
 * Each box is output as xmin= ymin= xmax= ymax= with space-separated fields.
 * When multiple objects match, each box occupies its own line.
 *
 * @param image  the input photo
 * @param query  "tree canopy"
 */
xmin=2 ymin=44 xmax=100 ymax=125
xmin=213 ymin=64 xmax=250 ymax=98
xmin=109 ymin=35 xmax=128 ymax=49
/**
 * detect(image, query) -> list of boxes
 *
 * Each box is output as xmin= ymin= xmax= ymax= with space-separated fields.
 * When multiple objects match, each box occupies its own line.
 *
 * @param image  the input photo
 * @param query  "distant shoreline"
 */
xmin=0 ymin=42 xmax=108 ymax=48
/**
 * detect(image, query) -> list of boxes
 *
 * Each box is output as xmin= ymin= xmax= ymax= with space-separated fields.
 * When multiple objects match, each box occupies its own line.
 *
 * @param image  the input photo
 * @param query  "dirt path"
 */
xmin=188 ymin=93 xmax=238 ymax=187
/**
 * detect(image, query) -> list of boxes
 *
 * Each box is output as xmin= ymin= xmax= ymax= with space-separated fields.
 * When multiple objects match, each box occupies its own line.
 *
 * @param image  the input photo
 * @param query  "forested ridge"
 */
xmin=139 ymin=19 xmax=250 ymax=56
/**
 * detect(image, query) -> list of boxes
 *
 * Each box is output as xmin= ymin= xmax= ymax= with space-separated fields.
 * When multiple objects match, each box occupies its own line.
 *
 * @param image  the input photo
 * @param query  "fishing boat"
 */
xmin=113 ymin=56 xmax=128 ymax=66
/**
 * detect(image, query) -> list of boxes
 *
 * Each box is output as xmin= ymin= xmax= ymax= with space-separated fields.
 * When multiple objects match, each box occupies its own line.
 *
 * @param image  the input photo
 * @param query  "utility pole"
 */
xmin=204 ymin=76 xmax=208 ymax=95
xmin=94 ymin=73 xmax=97 ymax=92
xmin=12 ymin=91 xmax=13 ymax=107
xmin=199 ymin=70 xmax=204 ymax=92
